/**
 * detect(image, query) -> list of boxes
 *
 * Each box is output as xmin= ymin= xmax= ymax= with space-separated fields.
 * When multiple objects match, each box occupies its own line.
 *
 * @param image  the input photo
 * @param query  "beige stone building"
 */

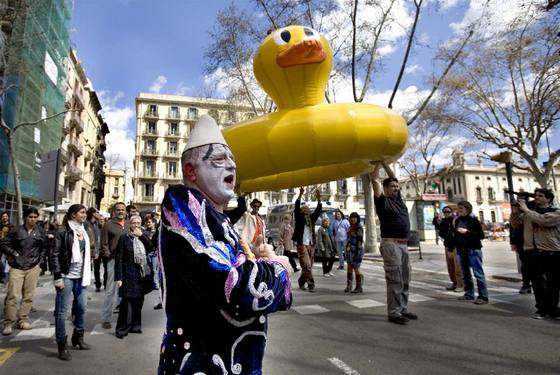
xmin=60 ymin=49 xmax=109 ymax=208
xmin=100 ymin=166 xmax=126 ymax=213
xmin=400 ymin=150 xmax=560 ymax=223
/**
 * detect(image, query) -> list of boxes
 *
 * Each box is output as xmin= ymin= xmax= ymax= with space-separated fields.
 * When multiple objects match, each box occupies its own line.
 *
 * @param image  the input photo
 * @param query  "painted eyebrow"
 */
xmin=202 ymin=144 xmax=214 ymax=161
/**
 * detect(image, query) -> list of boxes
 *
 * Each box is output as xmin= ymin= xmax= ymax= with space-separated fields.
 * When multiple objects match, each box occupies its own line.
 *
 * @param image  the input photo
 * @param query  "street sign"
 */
xmin=421 ymin=194 xmax=447 ymax=201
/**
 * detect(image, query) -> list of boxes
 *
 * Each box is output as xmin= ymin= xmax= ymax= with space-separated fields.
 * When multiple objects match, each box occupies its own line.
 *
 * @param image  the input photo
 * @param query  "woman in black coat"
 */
xmin=114 ymin=215 xmax=153 ymax=338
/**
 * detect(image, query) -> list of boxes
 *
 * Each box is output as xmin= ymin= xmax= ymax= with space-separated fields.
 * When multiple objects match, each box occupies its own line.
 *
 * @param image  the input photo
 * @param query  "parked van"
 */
xmin=266 ymin=201 xmax=340 ymax=245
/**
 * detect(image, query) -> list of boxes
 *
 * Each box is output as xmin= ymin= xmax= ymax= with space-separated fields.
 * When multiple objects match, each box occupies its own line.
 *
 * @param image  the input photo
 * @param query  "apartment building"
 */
xmin=100 ymin=167 xmax=125 ymax=213
xmin=400 ymin=150 xmax=560 ymax=223
xmin=60 ymin=49 xmax=109 ymax=209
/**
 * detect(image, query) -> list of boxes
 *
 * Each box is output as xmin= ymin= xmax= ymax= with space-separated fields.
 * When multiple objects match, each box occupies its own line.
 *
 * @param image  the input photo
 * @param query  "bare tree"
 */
xmin=435 ymin=8 xmax=560 ymax=187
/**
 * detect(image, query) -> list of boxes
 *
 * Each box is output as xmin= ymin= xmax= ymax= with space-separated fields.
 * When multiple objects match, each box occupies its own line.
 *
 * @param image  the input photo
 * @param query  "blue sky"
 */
xmin=71 ymin=0 xmax=558 ymax=170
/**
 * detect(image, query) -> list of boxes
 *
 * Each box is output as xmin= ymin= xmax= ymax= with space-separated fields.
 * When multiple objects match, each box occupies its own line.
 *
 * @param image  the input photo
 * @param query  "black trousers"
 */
xmin=94 ymin=257 xmax=108 ymax=290
xmin=116 ymin=296 xmax=144 ymax=335
xmin=527 ymin=250 xmax=560 ymax=316
xmin=283 ymin=248 xmax=298 ymax=270
xmin=322 ymin=256 xmax=335 ymax=275
xmin=516 ymin=247 xmax=531 ymax=287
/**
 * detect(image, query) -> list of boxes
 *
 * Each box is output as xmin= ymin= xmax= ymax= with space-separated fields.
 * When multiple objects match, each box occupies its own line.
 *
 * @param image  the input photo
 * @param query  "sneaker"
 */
xmin=474 ymin=298 xmax=489 ymax=305
xmin=2 ymin=325 xmax=13 ymax=336
xmin=18 ymin=321 xmax=32 ymax=330
xmin=95 ymin=288 xmax=101 ymax=293
xmin=519 ymin=286 xmax=532 ymax=294
xmin=298 ymin=285 xmax=307 ymax=291
xmin=323 ymin=274 xmax=331 ymax=278
xmin=531 ymin=312 xmax=546 ymax=320
xmin=102 ymin=322 xmax=112 ymax=329
xmin=293 ymin=268 xmax=300 ymax=273
xmin=445 ymin=284 xmax=457 ymax=291
xmin=153 ymin=303 xmax=163 ymax=310
xmin=328 ymin=272 xmax=335 ymax=277
xmin=458 ymin=295 xmax=475 ymax=301
xmin=307 ymin=287 xmax=316 ymax=293
xmin=388 ymin=316 xmax=408 ymax=325
xmin=454 ymin=287 xmax=464 ymax=293
xmin=401 ymin=311 xmax=418 ymax=320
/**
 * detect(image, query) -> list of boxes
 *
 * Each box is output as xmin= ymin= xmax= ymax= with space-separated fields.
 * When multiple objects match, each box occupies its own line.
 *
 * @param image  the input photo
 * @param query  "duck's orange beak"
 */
xmin=276 ymin=39 xmax=326 ymax=67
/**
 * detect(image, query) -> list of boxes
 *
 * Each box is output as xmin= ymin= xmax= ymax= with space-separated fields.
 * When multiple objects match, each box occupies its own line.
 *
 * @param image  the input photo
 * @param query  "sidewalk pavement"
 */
xmin=363 ymin=239 xmax=523 ymax=283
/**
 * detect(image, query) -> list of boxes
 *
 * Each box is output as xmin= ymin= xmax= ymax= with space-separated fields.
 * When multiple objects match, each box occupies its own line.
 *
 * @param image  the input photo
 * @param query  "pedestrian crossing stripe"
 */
xmin=292 ymin=305 xmax=330 ymax=315
xmin=0 ymin=347 xmax=19 ymax=366
xmin=408 ymin=295 xmax=434 ymax=302
xmin=10 ymin=327 xmax=54 ymax=342
xmin=347 ymin=299 xmax=385 ymax=308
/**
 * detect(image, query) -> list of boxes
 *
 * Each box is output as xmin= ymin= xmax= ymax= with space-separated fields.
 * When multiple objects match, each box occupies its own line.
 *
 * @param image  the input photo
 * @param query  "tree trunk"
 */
xmin=6 ymin=129 xmax=23 ymax=225
xmin=362 ymin=173 xmax=378 ymax=254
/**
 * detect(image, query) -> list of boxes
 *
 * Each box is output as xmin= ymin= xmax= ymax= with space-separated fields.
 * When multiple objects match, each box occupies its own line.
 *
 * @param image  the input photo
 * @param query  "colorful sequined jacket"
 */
xmin=157 ymin=185 xmax=292 ymax=375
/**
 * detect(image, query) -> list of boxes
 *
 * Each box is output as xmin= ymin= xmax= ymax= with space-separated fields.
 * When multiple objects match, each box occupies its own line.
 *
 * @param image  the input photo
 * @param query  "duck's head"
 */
xmin=253 ymin=26 xmax=333 ymax=110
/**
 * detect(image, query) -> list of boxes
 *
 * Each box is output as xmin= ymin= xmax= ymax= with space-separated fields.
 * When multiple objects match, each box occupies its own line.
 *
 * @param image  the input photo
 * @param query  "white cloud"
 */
xmin=439 ymin=0 xmax=460 ymax=10
xmin=404 ymin=64 xmax=423 ymax=75
xmin=175 ymin=81 xmax=191 ymax=96
xmin=149 ymin=75 xmax=168 ymax=93
xmin=98 ymin=91 xmax=135 ymax=170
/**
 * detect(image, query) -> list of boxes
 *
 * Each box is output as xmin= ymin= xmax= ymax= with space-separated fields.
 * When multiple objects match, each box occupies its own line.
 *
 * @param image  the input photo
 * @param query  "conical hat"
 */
xmin=184 ymin=114 xmax=228 ymax=152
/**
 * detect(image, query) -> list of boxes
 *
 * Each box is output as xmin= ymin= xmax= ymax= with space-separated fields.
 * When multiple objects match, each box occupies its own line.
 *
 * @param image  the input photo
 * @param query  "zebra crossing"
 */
xmin=289 ymin=262 xmax=524 ymax=315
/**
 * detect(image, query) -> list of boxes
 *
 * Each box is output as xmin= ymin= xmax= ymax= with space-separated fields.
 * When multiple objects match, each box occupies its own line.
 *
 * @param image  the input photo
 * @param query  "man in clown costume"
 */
xmin=157 ymin=114 xmax=292 ymax=375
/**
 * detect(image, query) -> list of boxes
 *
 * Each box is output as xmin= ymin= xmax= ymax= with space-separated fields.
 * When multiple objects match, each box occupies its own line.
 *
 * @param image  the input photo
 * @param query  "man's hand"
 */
xmin=299 ymin=187 xmax=304 ymax=197
xmin=456 ymin=227 xmax=468 ymax=234
xmin=371 ymin=162 xmax=382 ymax=180
xmin=518 ymin=199 xmax=529 ymax=213
xmin=132 ymin=227 xmax=143 ymax=237
xmin=54 ymin=279 xmax=64 ymax=289
xmin=116 ymin=281 xmax=123 ymax=288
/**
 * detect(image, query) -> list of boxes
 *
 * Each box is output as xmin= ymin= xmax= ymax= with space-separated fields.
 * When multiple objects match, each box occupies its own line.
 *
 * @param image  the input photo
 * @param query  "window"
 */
xmin=228 ymin=111 xmax=236 ymax=122
xmin=447 ymin=188 xmax=453 ymax=199
xmin=148 ymin=104 xmax=157 ymax=116
xmin=144 ymin=183 xmax=154 ymax=197
xmin=146 ymin=160 xmax=155 ymax=176
xmin=170 ymin=106 xmax=180 ymax=119
xmin=356 ymin=177 xmax=363 ymax=194
xmin=491 ymin=211 xmax=496 ymax=222
xmin=457 ymin=178 xmax=462 ymax=194
xmin=479 ymin=210 xmax=485 ymax=222
xmin=168 ymin=141 xmax=178 ymax=154
xmin=453 ymin=179 xmax=457 ymax=194
xmin=487 ymin=187 xmax=494 ymax=201
xmin=169 ymin=123 xmax=178 ymax=135
xmin=476 ymin=187 xmax=482 ymax=202
xmin=147 ymin=121 xmax=157 ymax=134
xmin=146 ymin=140 xmax=156 ymax=153
xmin=188 ymin=107 xmax=198 ymax=120
xmin=503 ymin=189 xmax=508 ymax=201
xmin=487 ymin=177 xmax=491 ymax=181
xmin=337 ymin=180 xmax=348 ymax=194
xmin=475 ymin=176 xmax=480 ymax=180
xmin=113 ymin=186 xmax=118 ymax=195
xmin=168 ymin=161 xmax=177 ymax=177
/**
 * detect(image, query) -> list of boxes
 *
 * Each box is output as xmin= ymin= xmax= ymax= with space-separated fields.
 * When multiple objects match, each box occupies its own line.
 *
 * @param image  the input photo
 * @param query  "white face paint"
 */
xmin=194 ymin=143 xmax=237 ymax=206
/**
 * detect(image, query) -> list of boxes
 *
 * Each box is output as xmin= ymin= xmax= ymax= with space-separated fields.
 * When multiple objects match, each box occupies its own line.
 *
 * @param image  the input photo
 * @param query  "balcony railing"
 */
xmin=164 ymin=150 xmax=180 ymax=158
xmin=165 ymin=131 xmax=180 ymax=138
xmin=143 ymin=130 xmax=159 ymax=137
xmin=66 ymin=164 xmax=82 ymax=182
xmin=141 ymin=195 xmax=156 ymax=202
xmin=165 ymin=172 xmax=181 ymax=179
xmin=141 ymin=148 xmax=158 ymax=156
xmin=68 ymin=137 xmax=84 ymax=156
xmin=140 ymin=170 xmax=158 ymax=179
xmin=144 ymin=109 xmax=159 ymax=118
xmin=167 ymin=109 xmax=181 ymax=120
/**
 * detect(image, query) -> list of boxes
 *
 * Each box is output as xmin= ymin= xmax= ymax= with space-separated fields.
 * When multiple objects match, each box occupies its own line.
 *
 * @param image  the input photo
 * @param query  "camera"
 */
xmin=506 ymin=190 xmax=536 ymax=209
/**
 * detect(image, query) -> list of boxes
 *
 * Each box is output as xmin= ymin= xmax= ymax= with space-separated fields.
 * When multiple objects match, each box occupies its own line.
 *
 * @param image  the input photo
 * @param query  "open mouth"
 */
xmin=224 ymin=175 xmax=234 ymax=185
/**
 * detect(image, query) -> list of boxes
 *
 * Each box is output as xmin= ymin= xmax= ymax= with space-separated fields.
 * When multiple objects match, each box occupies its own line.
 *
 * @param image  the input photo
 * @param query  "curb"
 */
xmin=491 ymin=274 xmax=523 ymax=283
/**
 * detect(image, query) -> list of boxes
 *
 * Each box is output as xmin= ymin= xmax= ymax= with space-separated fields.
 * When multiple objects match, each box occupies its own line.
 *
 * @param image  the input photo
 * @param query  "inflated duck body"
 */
xmin=223 ymin=26 xmax=408 ymax=192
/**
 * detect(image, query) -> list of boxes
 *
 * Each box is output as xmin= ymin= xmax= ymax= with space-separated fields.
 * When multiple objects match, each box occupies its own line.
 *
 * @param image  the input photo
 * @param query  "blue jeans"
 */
xmin=54 ymin=278 xmax=88 ymax=343
xmin=336 ymin=241 xmax=346 ymax=268
xmin=458 ymin=249 xmax=488 ymax=300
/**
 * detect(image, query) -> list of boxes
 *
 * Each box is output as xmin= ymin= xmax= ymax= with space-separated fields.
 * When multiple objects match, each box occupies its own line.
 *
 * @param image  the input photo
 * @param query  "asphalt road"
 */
xmin=1 ymin=241 xmax=559 ymax=375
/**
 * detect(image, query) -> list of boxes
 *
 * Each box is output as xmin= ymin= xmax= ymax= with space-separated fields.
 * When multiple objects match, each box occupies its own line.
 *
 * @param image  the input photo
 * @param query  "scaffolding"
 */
xmin=0 ymin=0 xmax=73 ymax=216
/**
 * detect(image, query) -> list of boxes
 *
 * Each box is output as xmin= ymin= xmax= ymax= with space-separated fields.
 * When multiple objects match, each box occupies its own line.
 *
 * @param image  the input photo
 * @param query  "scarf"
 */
xmin=67 ymin=220 xmax=91 ymax=286
xmin=132 ymin=233 xmax=149 ymax=277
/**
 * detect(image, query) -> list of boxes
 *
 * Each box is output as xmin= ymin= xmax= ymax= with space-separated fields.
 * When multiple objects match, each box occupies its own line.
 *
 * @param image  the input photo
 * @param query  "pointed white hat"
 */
xmin=183 ymin=114 xmax=228 ymax=152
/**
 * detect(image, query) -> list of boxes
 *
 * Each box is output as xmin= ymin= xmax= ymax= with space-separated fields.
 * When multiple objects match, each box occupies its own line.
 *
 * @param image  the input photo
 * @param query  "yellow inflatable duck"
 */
xmin=223 ymin=25 xmax=408 ymax=192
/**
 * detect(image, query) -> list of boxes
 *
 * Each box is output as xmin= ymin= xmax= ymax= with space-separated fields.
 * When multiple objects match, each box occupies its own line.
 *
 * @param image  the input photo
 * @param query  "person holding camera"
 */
xmin=511 ymin=188 xmax=560 ymax=320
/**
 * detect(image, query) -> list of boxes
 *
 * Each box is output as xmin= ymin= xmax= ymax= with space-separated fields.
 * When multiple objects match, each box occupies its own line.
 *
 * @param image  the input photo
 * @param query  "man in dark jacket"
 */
xmin=100 ymin=202 xmax=128 ymax=329
xmin=1 ymin=207 xmax=48 ymax=335
xmin=292 ymin=187 xmax=322 ymax=292
xmin=439 ymin=207 xmax=464 ymax=292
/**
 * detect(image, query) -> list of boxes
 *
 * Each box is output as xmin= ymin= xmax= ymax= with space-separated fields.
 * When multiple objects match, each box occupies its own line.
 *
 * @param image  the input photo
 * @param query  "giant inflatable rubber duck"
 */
xmin=223 ymin=25 xmax=408 ymax=192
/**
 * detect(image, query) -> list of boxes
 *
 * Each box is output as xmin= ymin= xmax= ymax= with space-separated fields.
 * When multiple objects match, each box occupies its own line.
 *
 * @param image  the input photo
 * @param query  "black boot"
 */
xmin=351 ymin=274 xmax=363 ymax=293
xmin=344 ymin=273 xmax=353 ymax=293
xmin=71 ymin=329 xmax=91 ymax=350
xmin=57 ymin=336 xmax=71 ymax=361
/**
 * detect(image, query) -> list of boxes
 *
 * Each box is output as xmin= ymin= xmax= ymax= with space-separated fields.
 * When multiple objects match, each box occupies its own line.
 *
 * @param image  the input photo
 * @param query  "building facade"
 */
xmin=60 ymin=49 xmax=108 ymax=209
xmin=400 ymin=150 xmax=560 ymax=223
xmin=0 ymin=0 xmax=73 ymax=218
xmin=100 ymin=166 xmax=125 ymax=214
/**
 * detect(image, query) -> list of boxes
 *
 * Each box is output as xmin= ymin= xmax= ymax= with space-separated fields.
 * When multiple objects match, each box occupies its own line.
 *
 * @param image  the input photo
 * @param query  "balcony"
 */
xmin=72 ymin=91 xmax=84 ymax=110
xmin=62 ymin=122 xmax=71 ymax=135
xmin=143 ymin=130 xmax=159 ymax=137
xmin=164 ymin=172 xmax=181 ymax=180
xmin=67 ymin=137 xmax=84 ymax=156
xmin=67 ymin=110 xmax=83 ymax=133
xmin=163 ymin=150 xmax=180 ymax=158
xmin=144 ymin=109 xmax=159 ymax=119
xmin=139 ymin=170 xmax=158 ymax=179
xmin=99 ymin=138 xmax=106 ymax=151
xmin=141 ymin=195 xmax=156 ymax=203
xmin=66 ymin=164 xmax=82 ymax=182
xmin=84 ymin=151 xmax=92 ymax=162
xmin=141 ymin=148 xmax=158 ymax=157
xmin=164 ymin=131 xmax=180 ymax=138
xmin=167 ymin=108 xmax=181 ymax=120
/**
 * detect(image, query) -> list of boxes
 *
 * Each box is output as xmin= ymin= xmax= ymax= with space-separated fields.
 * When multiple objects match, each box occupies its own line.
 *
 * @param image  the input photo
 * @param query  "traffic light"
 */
xmin=490 ymin=151 xmax=512 ymax=164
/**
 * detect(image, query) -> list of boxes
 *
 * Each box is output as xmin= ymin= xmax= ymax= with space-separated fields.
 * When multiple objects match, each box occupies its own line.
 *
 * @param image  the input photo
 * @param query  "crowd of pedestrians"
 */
xmin=0 ymin=202 xmax=163 ymax=361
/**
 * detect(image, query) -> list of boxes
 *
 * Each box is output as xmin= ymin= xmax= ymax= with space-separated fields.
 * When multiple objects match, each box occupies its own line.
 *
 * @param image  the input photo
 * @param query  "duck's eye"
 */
xmin=303 ymin=27 xmax=320 ymax=41
xmin=273 ymin=29 xmax=291 ymax=45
